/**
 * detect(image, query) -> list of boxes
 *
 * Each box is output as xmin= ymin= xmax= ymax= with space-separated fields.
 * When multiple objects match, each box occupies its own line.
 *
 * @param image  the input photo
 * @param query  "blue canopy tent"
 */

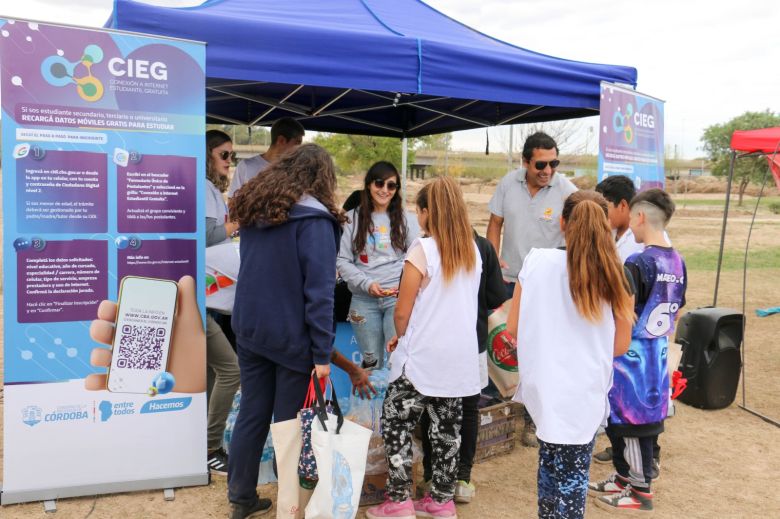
xmin=108 ymin=0 xmax=637 ymax=138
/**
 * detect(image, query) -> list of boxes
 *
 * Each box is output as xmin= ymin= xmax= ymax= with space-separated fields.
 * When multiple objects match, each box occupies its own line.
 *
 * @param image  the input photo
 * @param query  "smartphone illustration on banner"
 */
xmin=107 ymin=276 xmax=178 ymax=394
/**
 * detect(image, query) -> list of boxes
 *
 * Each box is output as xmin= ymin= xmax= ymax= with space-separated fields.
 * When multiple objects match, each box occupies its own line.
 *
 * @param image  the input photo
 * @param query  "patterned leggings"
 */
xmin=537 ymin=438 xmax=595 ymax=519
xmin=381 ymin=374 xmax=462 ymax=503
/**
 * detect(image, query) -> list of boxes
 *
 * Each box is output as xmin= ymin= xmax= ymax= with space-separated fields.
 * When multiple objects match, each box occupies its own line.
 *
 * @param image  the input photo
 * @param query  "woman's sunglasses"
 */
xmin=219 ymin=150 xmax=237 ymax=162
xmin=372 ymin=179 xmax=398 ymax=191
xmin=533 ymin=159 xmax=560 ymax=171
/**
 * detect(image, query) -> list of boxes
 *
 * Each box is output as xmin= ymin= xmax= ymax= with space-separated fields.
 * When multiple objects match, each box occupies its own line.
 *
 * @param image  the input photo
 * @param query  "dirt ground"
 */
xmin=2 ymin=176 xmax=779 ymax=518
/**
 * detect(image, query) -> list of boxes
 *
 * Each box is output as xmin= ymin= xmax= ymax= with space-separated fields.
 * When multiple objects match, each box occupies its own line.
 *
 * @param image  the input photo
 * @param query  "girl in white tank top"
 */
xmin=367 ymin=177 xmax=481 ymax=519
xmin=505 ymin=191 xmax=634 ymax=519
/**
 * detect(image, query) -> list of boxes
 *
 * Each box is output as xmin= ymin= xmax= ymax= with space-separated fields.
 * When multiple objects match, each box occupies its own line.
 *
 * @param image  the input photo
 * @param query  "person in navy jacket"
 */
xmin=226 ymin=143 xmax=347 ymax=519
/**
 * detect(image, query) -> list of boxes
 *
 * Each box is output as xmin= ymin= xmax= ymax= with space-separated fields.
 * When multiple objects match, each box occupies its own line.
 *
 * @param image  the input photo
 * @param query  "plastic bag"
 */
xmin=224 ymin=389 xmax=275 ymax=463
xmin=345 ymin=368 xmax=389 ymax=475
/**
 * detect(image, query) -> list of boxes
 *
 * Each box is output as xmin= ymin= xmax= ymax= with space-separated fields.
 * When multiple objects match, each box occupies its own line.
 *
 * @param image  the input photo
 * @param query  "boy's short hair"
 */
xmin=270 ymin=117 xmax=305 ymax=145
xmin=595 ymin=175 xmax=636 ymax=206
xmin=630 ymin=188 xmax=675 ymax=228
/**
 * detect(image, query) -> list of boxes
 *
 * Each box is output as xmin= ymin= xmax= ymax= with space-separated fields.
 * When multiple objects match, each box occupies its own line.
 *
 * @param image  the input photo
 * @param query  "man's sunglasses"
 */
xmin=533 ymin=159 xmax=560 ymax=171
xmin=373 ymin=179 xmax=398 ymax=191
xmin=218 ymin=150 xmax=237 ymax=162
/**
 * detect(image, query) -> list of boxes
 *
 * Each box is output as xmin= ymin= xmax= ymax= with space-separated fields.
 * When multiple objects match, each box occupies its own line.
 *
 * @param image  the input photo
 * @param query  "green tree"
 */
xmin=417 ymin=132 xmax=452 ymax=151
xmin=206 ymin=124 xmax=270 ymax=146
xmin=313 ymin=133 xmax=416 ymax=175
xmin=701 ymin=110 xmax=780 ymax=205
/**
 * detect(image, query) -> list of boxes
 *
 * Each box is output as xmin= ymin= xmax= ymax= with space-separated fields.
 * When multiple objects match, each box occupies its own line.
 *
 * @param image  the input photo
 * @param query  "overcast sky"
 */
xmin=2 ymin=0 xmax=779 ymax=158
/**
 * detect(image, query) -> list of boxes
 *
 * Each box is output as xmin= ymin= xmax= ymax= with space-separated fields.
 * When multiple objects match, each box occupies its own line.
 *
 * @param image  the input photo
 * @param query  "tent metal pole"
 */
xmin=402 ymin=137 xmax=409 ymax=185
xmin=401 ymin=137 xmax=409 ymax=202
xmin=713 ymin=151 xmax=736 ymax=306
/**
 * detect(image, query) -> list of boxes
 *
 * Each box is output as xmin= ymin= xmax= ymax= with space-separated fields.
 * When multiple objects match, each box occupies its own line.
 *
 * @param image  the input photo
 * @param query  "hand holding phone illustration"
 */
xmin=85 ymin=275 xmax=206 ymax=394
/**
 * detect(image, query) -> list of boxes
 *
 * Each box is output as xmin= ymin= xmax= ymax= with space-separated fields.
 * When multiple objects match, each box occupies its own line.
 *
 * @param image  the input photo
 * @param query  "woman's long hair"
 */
xmin=562 ymin=191 xmax=634 ymax=323
xmin=229 ymin=143 xmax=346 ymax=226
xmin=415 ymin=177 xmax=475 ymax=282
xmin=352 ymin=161 xmax=408 ymax=255
xmin=206 ymin=129 xmax=231 ymax=193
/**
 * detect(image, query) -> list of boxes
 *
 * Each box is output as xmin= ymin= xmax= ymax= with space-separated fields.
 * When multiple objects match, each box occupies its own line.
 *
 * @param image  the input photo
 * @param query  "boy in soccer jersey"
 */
xmin=589 ymin=189 xmax=687 ymax=513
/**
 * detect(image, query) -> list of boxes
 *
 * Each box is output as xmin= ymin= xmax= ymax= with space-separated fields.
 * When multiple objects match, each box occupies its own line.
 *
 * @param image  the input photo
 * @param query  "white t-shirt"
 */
xmin=228 ymin=154 xmax=270 ymax=197
xmin=512 ymin=248 xmax=615 ymax=445
xmin=616 ymin=228 xmax=672 ymax=263
xmin=388 ymin=237 xmax=482 ymax=398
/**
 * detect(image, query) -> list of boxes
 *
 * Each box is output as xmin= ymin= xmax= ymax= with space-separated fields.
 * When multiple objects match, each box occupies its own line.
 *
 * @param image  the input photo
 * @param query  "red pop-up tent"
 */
xmin=714 ymin=127 xmax=780 ymax=304
xmin=714 ymin=126 xmax=780 ymax=428
xmin=730 ymin=127 xmax=780 ymax=190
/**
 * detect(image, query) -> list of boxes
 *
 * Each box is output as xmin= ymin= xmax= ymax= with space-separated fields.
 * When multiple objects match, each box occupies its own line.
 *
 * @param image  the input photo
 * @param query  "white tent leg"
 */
xmin=401 ymin=137 xmax=408 ymax=198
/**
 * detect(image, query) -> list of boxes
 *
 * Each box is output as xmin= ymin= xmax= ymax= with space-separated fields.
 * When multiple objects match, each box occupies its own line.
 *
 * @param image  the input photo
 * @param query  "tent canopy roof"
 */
xmin=109 ymin=0 xmax=638 ymax=137
xmin=730 ymin=127 xmax=780 ymax=154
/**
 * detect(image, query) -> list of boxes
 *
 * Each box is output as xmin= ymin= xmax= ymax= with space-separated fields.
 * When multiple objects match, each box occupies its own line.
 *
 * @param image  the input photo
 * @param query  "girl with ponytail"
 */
xmin=366 ymin=177 xmax=482 ymax=519
xmin=505 ymin=190 xmax=634 ymax=519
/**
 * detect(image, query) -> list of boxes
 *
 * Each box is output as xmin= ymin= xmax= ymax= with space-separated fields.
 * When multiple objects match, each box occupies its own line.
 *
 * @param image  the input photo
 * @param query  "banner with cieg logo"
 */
xmin=598 ymin=82 xmax=665 ymax=190
xmin=0 ymin=19 xmax=207 ymax=505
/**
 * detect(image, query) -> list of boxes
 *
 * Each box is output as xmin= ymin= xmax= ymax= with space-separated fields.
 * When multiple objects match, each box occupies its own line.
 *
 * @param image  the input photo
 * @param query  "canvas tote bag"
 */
xmin=304 ymin=378 xmax=372 ymax=519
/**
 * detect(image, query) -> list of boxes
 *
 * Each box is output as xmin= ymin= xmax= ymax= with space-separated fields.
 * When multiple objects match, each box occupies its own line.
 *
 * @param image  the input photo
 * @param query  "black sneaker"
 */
xmin=207 ymin=448 xmax=228 ymax=476
xmin=593 ymin=446 xmax=613 ymax=464
xmin=230 ymin=497 xmax=272 ymax=519
xmin=650 ymin=458 xmax=660 ymax=480
xmin=360 ymin=357 xmax=378 ymax=370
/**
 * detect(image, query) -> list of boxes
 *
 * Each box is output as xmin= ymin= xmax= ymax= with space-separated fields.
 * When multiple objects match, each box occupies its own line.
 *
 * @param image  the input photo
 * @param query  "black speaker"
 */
xmin=674 ymin=307 xmax=744 ymax=409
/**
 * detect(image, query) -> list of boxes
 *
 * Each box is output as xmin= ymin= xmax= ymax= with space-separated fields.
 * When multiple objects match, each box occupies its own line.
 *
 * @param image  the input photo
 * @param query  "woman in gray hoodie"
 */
xmin=337 ymin=162 xmax=419 ymax=369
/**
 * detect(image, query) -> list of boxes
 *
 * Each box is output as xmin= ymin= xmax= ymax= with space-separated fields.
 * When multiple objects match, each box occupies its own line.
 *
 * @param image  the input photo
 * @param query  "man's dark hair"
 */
xmin=270 ymin=117 xmax=305 ymax=145
xmin=595 ymin=175 xmax=636 ymax=206
xmin=629 ymin=188 xmax=675 ymax=224
xmin=522 ymin=132 xmax=559 ymax=161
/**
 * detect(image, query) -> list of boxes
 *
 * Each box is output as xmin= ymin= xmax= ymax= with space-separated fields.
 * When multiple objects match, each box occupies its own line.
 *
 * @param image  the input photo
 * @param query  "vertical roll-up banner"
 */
xmin=598 ymin=82 xmax=665 ymax=190
xmin=0 ymin=19 xmax=207 ymax=504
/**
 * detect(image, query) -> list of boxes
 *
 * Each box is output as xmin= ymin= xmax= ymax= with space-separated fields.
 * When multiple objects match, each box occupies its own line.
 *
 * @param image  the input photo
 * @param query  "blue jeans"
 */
xmin=348 ymin=294 xmax=396 ymax=369
xmin=538 ymin=438 xmax=595 ymax=519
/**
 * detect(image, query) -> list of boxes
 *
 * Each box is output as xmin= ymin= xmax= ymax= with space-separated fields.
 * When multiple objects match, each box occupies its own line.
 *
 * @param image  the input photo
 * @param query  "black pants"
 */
xmin=606 ymin=428 xmax=654 ymax=491
xmin=422 ymin=393 xmax=480 ymax=483
xmin=227 ymin=343 xmax=310 ymax=505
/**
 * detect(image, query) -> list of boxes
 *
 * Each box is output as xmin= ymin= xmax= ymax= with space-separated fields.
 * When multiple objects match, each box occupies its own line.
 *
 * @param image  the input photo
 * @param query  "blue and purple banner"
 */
xmin=598 ymin=82 xmax=665 ymax=190
xmin=1 ymin=19 xmax=207 ymax=504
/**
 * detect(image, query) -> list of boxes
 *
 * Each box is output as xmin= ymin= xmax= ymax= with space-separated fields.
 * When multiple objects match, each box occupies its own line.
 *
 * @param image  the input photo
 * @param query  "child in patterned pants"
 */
xmin=381 ymin=374 xmax=462 ymax=504
xmin=538 ymin=439 xmax=595 ymax=518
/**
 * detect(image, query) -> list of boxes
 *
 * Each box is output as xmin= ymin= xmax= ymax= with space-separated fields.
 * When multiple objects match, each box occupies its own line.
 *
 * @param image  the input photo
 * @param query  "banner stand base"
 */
xmin=0 ymin=473 xmax=208 ymax=506
xmin=44 ymin=500 xmax=57 ymax=513
xmin=164 ymin=488 xmax=175 ymax=501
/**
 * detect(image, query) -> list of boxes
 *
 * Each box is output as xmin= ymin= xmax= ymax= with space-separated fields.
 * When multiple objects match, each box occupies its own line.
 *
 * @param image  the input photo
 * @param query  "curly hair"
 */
xmin=206 ymin=129 xmax=231 ymax=192
xmin=352 ymin=161 xmax=408 ymax=255
xmin=229 ymin=143 xmax=346 ymax=226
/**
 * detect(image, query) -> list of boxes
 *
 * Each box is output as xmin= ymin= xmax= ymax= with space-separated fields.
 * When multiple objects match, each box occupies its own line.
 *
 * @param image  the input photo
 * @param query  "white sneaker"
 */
xmin=454 ymin=480 xmax=475 ymax=503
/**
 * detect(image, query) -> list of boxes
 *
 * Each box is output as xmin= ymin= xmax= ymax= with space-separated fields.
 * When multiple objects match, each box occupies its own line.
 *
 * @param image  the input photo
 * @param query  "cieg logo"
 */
xmin=108 ymin=58 xmax=168 ymax=81
xmin=613 ymin=103 xmax=655 ymax=144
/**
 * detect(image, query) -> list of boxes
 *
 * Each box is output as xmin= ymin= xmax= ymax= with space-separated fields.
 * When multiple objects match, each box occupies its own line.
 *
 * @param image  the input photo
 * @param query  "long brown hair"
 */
xmin=415 ymin=177 xmax=475 ymax=282
xmin=562 ymin=191 xmax=634 ymax=323
xmin=352 ymin=161 xmax=408 ymax=255
xmin=229 ymin=143 xmax=346 ymax=226
xmin=206 ymin=129 xmax=231 ymax=192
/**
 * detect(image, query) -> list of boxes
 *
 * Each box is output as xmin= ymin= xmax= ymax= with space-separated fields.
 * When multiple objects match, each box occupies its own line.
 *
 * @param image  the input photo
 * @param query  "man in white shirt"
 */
xmin=227 ymin=117 xmax=305 ymax=197
xmin=486 ymin=132 xmax=577 ymax=447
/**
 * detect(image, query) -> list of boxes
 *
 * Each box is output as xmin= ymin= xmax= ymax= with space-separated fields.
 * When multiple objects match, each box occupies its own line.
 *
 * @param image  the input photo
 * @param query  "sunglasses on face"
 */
xmin=373 ymin=179 xmax=398 ymax=191
xmin=218 ymin=150 xmax=237 ymax=162
xmin=534 ymin=159 xmax=560 ymax=171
